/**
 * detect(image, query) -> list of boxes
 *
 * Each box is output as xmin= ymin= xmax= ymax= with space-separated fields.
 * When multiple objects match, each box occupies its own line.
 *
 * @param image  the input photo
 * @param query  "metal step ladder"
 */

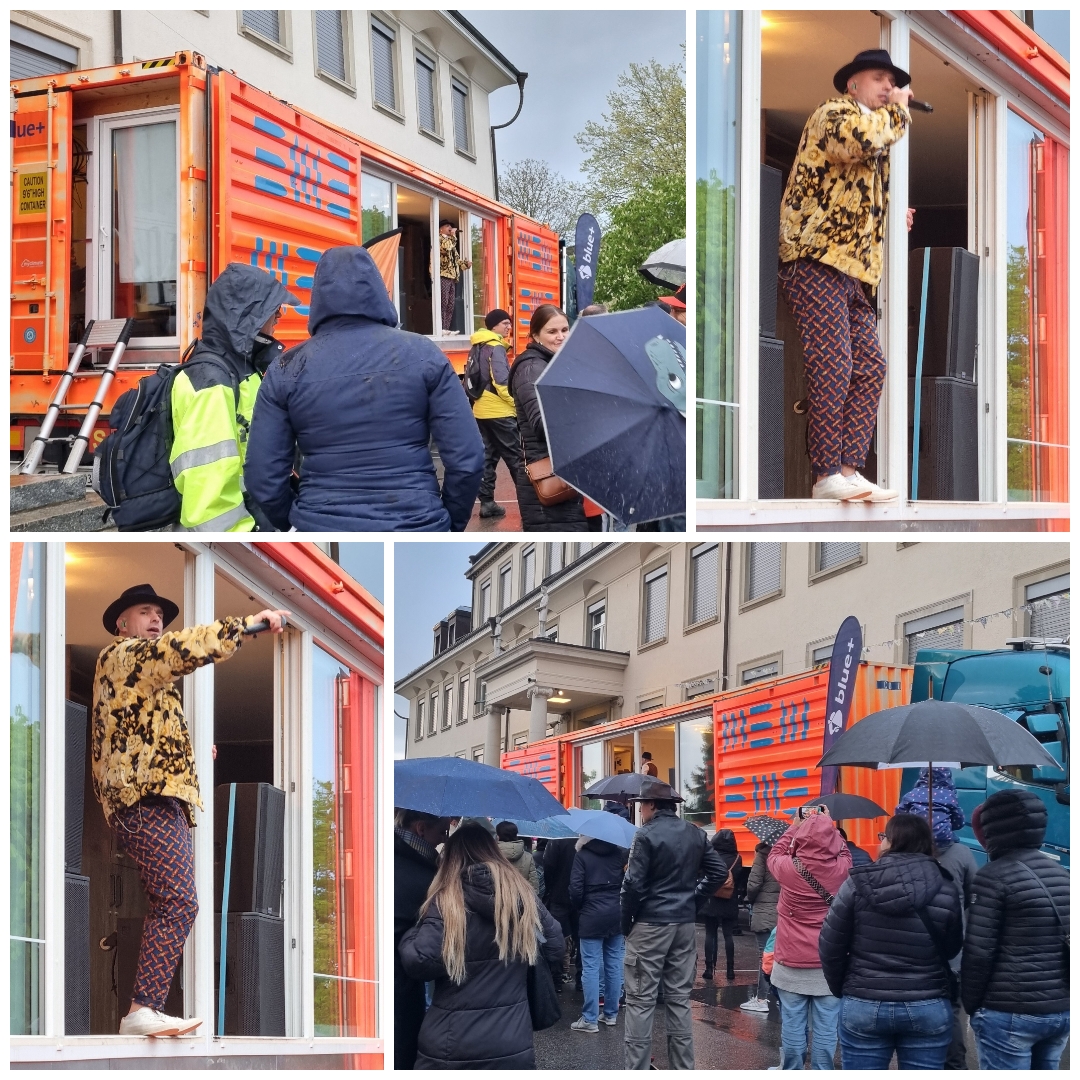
xmin=20 ymin=317 xmax=136 ymax=476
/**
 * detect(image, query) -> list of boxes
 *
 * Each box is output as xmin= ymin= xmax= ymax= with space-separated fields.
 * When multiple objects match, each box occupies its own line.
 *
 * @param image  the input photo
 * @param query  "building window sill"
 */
xmin=419 ymin=126 xmax=444 ymax=145
xmin=454 ymin=145 xmax=477 ymax=162
xmin=638 ymin=635 xmax=668 ymax=654
xmin=683 ymin=614 xmax=720 ymax=635
xmin=373 ymin=99 xmax=405 ymax=124
xmin=316 ymin=69 xmax=356 ymax=97
xmin=239 ymin=27 xmax=292 ymax=62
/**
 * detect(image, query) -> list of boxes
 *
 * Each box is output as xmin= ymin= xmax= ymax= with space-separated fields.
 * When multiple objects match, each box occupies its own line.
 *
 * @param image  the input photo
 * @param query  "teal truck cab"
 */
xmin=906 ymin=640 xmax=1069 ymax=869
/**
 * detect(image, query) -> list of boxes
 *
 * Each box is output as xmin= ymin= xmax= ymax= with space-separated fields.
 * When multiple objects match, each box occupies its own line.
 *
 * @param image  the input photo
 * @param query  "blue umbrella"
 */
xmin=502 ymin=816 xmax=578 ymax=840
xmin=395 ymin=758 xmax=569 ymax=820
xmin=534 ymin=307 xmax=686 ymax=524
xmin=566 ymin=807 xmax=638 ymax=848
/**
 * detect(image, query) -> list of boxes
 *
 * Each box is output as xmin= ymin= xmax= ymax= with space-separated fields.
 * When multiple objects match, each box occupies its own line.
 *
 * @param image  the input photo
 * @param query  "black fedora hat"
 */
xmin=626 ymin=778 xmax=685 ymax=803
xmin=833 ymin=49 xmax=910 ymax=94
xmin=103 ymin=584 xmax=180 ymax=635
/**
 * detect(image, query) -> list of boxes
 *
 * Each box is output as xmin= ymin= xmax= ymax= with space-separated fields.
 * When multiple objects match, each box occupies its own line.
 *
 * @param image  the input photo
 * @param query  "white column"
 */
xmin=485 ymin=705 xmax=503 ymax=766
xmin=528 ymin=685 xmax=554 ymax=744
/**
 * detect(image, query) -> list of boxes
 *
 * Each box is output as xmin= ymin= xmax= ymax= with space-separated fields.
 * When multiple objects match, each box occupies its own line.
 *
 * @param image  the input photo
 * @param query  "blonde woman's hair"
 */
xmin=420 ymin=823 xmax=542 ymax=984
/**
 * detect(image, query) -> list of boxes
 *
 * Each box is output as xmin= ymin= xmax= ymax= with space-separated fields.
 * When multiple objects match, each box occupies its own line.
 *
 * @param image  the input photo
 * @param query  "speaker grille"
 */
xmin=908 ymin=247 xmax=980 ymax=380
xmin=215 ymin=783 xmax=286 ymax=916
xmin=215 ymin=912 xmax=286 ymax=1036
xmin=64 ymin=873 xmax=90 ymax=1035
xmin=759 ymin=165 xmax=783 ymax=336
xmin=65 ymin=701 xmax=87 ymax=874
xmin=908 ymin=376 xmax=979 ymax=500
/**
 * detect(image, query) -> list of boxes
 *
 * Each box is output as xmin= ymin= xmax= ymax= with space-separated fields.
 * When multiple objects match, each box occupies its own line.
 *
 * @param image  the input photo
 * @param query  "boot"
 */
xmin=479 ymin=501 xmax=506 ymax=518
xmin=726 ymin=961 xmax=736 ymax=981
xmin=702 ymin=964 xmax=714 ymax=981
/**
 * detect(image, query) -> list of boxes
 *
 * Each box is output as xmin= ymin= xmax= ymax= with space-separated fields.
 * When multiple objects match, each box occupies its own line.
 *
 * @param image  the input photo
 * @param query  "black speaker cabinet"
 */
xmin=908 ymin=247 xmax=980 ymax=380
xmin=907 ymin=376 xmax=979 ymax=501
xmin=758 ymin=335 xmax=785 ymax=499
xmin=64 ymin=873 xmax=90 ymax=1035
xmin=760 ymin=165 xmax=783 ymax=336
xmin=65 ymin=701 xmax=87 ymax=874
xmin=213 ymin=912 xmax=286 ymax=1036
xmin=214 ymin=783 xmax=285 ymax=916
xmin=116 ymin=916 xmax=184 ymax=1018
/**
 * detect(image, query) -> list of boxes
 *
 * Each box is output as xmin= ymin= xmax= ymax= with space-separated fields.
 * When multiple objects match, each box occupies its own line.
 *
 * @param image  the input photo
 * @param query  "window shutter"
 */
xmin=818 ymin=542 xmax=861 ymax=571
xmin=315 ymin=10 xmax=347 ymax=82
xmin=643 ymin=568 xmax=668 ymax=643
xmin=1027 ymin=575 xmax=1070 ymax=638
xmin=904 ymin=607 xmax=965 ymax=664
xmin=522 ymin=547 xmax=535 ymax=595
xmin=11 ymin=43 xmax=75 ymax=80
xmin=547 ymin=543 xmax=563 ymax=576
xmin=415 ymin=699 xmax=425 ymax=739
xmin=415 ymin=52 xmax=436 ymax=132
xmin=691 ymin=543 xmax=719 ymax=623
xmin=428 ymin=693 xmax=438 ymax=735
xmin=443 ymin=687 xmax=452 ymax=729
xmin=747 ymin=543 xmax=782 ymax=599
xmin=451 ymin=77 xmax=469 ymax=151
xmin=499 ymin=565 xmax=512 ymax=611
xmin=371 ymin=18 xmax=396 ymax=109
xmin=242 ymin=10 xmax=281 ymax=43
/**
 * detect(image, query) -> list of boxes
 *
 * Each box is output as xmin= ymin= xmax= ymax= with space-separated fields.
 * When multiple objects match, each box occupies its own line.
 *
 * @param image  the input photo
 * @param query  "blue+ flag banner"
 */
xmin=574 ymin=213 xmax=601 ymax=312
xmin=820 ymin=615 xmax=863 ymax=797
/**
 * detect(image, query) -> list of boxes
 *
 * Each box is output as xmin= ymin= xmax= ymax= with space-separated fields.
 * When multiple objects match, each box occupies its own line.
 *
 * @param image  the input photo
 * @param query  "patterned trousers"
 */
xmin=440 ymin=277 xmax=457 ymax=332
xmin=109 ymin=796 xmax=199 ymax=1012
xmin=778 ymin=258 xmax=887 ymax=477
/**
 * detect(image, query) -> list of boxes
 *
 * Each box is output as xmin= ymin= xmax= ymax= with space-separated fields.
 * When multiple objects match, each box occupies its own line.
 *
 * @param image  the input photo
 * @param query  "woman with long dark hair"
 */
xmin=507 ymin=304 xmax=589 ymax=531
xmin=698 ymin=829 xmax=743 ymax=981
xmin=398 ymin=823 xmax=565 ymax=1068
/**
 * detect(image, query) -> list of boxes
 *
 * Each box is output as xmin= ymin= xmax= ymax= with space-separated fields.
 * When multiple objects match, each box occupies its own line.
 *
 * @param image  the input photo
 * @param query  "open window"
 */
xmin=397 ymin=185 xmax=433 ymax=335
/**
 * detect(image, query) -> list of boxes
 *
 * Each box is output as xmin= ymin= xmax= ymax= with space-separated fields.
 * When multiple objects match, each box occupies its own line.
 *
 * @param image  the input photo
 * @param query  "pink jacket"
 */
xmin=767 ymin=815 xmax=852 ymax=969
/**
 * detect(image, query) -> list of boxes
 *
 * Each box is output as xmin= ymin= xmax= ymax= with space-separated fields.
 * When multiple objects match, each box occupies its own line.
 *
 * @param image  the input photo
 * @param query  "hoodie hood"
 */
xmin=470 ymin=327 xmax=507 ymax=347
xmin=498 ymin=839 xmax=526 ymax=864
xmin=584 ymin=837 xmax=620 ymax=857
xmin=200 ymin=262 xmax=297 ymax=371
xmin=307 ymin=245 xmax=399 ymax=334
xmin=462 ymin=862 xmax=497 ymax=921
xmin=790 ymin=813 xmax=848 ymax=864
xmin=711 ymin=828 xmax=738 ymax=855
xmin=978 ymin=789 xmax=1047 ymax=856
xmin=850 ymin=852 xmax=946 ymax=914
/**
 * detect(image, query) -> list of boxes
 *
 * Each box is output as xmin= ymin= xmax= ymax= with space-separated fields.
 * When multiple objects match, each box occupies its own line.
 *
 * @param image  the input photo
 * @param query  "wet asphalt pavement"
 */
xmin=535 ymin=924 xmax=1069 ymax=1070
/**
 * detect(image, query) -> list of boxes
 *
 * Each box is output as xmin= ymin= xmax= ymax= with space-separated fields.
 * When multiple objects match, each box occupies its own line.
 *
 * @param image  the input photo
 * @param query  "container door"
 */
xmin=11 ymin=88 xmax=72 ymax=374
xmin=510 ymin=216 xmax=561 ymax=355
xmin=210 ymin=71 xmax=362 ymax=349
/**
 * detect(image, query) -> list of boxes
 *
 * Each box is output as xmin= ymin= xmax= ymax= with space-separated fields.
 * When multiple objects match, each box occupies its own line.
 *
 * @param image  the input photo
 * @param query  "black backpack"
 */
xmin=462 ymin=341 xmax=494 ymax=402
xmin=93 ymin=353 xmax=239 ymax=531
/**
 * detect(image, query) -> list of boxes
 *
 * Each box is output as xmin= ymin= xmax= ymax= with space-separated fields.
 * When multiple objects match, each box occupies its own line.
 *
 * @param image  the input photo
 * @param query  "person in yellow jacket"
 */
xmin=777 ymin=49 xmax=913 ymax=504
xmin=170 ymin=263 xmax=297 ymax=531
xmin=470 ymin=308 xmax=530 ymax=518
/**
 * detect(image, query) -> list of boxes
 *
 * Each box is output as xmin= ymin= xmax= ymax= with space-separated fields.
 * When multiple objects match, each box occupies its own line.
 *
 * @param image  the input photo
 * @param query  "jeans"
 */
xmin=776 ymin=987 xmax=841 ymax=1069
xmin=754 ymin=929 xmax=773 ymax=999
xmin=970 ymin=1008 xmax=1070 ymax=1070
xmin=839 ymin=996 xmax=953 ymax=1069
xmin=580 ymin=934 xmax=625 ymax=1024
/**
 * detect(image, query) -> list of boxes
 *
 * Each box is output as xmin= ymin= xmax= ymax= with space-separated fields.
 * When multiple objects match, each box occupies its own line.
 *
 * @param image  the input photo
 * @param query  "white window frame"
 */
xmin=741 ymin=542 xmax=784 ymax=609
xmin=311 ymin=10 xmax=355 ymax=94
xmin=442 ymin=683 xmax=453 ymax=730
xmin=696 ymin=9 xmax=1070 ymax=527
xmin=521 ymin=545 xmax=536 ymax=597
xmin=498 ymin=562 xmax=513 ymax=612
xmin=238 ymin=10 xmax=293 ymax=60
xmin=587 ymin=598 xmax=607 ymax=651
xmin=90 ymin=106 xmax=182 ymax=350
xmin=457 ymin=675 xmax=470 ymax=725
xmin=687 ymin=542 xmax=720 ymax=628
xmin=479 ymin=579 xmax=491 ymax=623
xmin=640 ymin=561 xmax=670 ymax=648
xmin=415 ymin=696 xmax=425 ymax=740
xmin=738 ymin=652 xmax=782 ymax=685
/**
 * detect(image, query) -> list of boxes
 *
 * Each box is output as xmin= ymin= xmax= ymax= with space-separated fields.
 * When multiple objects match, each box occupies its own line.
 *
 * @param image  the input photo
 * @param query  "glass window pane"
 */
xmin=579 ymin=743 xmax=603 ymax=809
xmin=691 ymin=543 xmax=719 ymax=623
xmin=361 ymin=173 xmax=392 ymax=242
xmin=11 ymin=543 xmax=45 ymax=1036
xmin=643 ymin=568 xmax=668 ymax=643
xmin=311 ymin=648 xmax=373 ymax=1037
xmin=112 ymin=122 xmax=177 ymax=337
xmin=747 ymin=542 xmax=781 ymax=599
xmin=696 ymin=11 xmax=741 ymax=499
xmin=678 ymin=717 xmax=714 ymax=830
xmin=818 ymin=542 xmax=860 ymax=571
xmin=451 ymin=79 xmax=469 ymax=152
xmin=471 ymin=215 xmax=495 ymax=334
xmin=1005 ymin=111 xmax=1069 ymax=501
xmin=243 ymin=10 xmax=281 ymax=43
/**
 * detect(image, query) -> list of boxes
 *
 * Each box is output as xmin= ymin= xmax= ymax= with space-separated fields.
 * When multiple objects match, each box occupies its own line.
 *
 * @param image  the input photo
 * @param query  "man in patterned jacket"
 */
xmin=778 ymin=49 xmax=914 ymax=502
xmin=438 ymin=219 xmax=471 ymax=334
xmin=92 ymin=583 xmax=288 ymax=1037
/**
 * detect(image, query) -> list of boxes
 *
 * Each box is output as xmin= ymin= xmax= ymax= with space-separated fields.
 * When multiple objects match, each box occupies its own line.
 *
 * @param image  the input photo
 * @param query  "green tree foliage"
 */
xmin=681 ymin=727 xmax=715 ymax=829
xmin=1005 ymin=242 xmax=1032 ymax=497
xmin=577 ymin=57 xmax=686 ymax=207
xmin=593 ymin=172 xmax=684 ymax=312
xmin=312 ymin=777 xmax=340 ymax=1034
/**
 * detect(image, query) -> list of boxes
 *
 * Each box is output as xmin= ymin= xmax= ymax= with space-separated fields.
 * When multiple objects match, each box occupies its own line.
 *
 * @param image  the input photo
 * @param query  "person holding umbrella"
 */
xmin=507 ymin=304 xmax=589 ymax=531
xmin=818 ymin=813 xmax=962 ymax=1069
xmin=398 ymin=822 xmax=565 ymax=1068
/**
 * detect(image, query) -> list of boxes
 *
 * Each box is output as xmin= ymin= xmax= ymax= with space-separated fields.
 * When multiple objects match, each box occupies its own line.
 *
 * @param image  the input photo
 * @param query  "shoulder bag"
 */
xmin=791 ymin=855 xmax=835 ymax=905
xmin=526 ymin=952 xmax=562 ymax=1031
xmin=524 ymin=456 xmax=577 ymax=507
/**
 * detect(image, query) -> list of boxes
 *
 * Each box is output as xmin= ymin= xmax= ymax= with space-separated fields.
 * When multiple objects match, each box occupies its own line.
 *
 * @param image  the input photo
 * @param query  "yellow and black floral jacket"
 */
xmin=91 ymin=616 xmax=251 ymax=825
xmin=778 ymin=96 xmax=910 ymax=287
xmin=439 ymin=233 xmax=463 ymax=281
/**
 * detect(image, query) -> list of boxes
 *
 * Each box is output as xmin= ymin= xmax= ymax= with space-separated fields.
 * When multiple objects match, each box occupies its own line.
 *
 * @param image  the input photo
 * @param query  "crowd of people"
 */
xmin=395 ymin=767 xmax=1070 ymax=1071
xmin=109 ymin=245 xmax=684 ymax=533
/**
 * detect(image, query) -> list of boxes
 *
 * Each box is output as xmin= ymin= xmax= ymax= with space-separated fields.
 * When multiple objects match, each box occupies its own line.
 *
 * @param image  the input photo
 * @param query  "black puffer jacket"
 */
xmin=819 ymin=852 xmax=962 ymax=1001
xmin=698 ymin=830 xmax=743 ymax=920
xmin=569 ymin=838 xmax=628 ymax=939
xmin=506 ymin=343 xmax=587 ymax=531
xmin=398 ymin=863 xmax=565 ymax=1069
xmin=621 ymin=808 xmax=726 ymax=931
xmin=961 ymin=789 xmax=1070 ymax=1016
xmin=541 ymin=836 xmax=577 ymax=915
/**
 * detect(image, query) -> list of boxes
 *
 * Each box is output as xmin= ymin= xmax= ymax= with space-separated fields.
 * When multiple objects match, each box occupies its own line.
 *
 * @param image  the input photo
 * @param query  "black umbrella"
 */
xmin=817 ymin=699 xmax=1060 ymax=828
xmin=583 ymin=773 xmax=656 ymax=800
xmin=534 ymin=308 xmax=686 ymax=524
xmin=744 ymin=816 xmax=790 ymax=845
xmin=804 ymin=793 xmax=888 ymax=820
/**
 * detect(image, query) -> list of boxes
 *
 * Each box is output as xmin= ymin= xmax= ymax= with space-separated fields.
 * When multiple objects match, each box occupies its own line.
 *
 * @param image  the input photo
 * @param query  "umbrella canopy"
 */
xmin=817 ymin=700 xmax=1061 ymax=771
xmin=804 ymin=793 xmax=888 ymax=820
xmin=395 ymin=758 xmax=569 ymax=820
xmin=535 ymin=308 xmax=686 ymax=524
xmin=566 ymin=807 xmax=638 ymax=848
xmin=583 ymin=773 xmax=655 ymax=800
xmin=639 ymin=237 xmax=686 ymax=288
xmin=744 ymin=816 xmax=791 ymax=845
xmin=501 ymin=816 xmax=578 ymax=840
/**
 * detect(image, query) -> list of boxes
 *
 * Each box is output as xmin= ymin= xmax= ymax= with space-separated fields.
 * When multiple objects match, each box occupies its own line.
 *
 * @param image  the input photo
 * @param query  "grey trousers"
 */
xmin=623 ymin=921 xmax=697 ymax=1070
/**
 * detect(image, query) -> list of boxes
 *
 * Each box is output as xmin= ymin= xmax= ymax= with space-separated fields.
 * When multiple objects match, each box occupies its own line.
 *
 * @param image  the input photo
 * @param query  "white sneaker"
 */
xmin=739 ymin=996 xmax=771 ymax=1013
xmin=119 ymin=1007 xmax=202 ymax=1037
xmin=570 ymin=1017 xmax=599 ymax=1033
xmin=599 ymin=1012 xmax=618 ymax=1026
xmin=811 ymin=473 xmax=870 ymax=501
xmin=850 ymin=471 xmax=898 ymax=502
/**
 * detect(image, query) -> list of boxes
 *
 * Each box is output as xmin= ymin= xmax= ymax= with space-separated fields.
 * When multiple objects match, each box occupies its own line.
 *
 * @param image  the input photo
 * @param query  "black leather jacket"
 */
xmin=620 ymin=808 xmax=726 ymax=932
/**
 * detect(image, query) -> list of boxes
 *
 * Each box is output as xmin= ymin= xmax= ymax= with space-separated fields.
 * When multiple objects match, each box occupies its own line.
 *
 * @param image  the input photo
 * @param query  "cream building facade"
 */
xmin=396 ymin=541 xmax=1069 ymax=764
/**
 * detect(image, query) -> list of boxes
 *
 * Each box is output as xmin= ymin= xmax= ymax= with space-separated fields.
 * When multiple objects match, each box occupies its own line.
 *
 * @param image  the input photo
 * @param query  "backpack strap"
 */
xmin=791 ymin=855 xmax=835 ymax=905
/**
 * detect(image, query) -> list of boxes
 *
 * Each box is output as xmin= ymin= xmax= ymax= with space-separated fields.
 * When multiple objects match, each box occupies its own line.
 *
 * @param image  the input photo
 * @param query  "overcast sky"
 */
xmin=394 ymin=542 xmax=488 ymax=757
xmin=337 ymin=543 xmax=384 ymax=602
xmin=460 ymin=10 xmax=686 ymax=183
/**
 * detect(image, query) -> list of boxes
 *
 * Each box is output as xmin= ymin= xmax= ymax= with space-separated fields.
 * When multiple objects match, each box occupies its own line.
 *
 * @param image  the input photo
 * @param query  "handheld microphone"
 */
xmin=909 ymin=99 xmax=934 ymax=113
xmin=244 ymin=615 xmax=287 ymax=635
